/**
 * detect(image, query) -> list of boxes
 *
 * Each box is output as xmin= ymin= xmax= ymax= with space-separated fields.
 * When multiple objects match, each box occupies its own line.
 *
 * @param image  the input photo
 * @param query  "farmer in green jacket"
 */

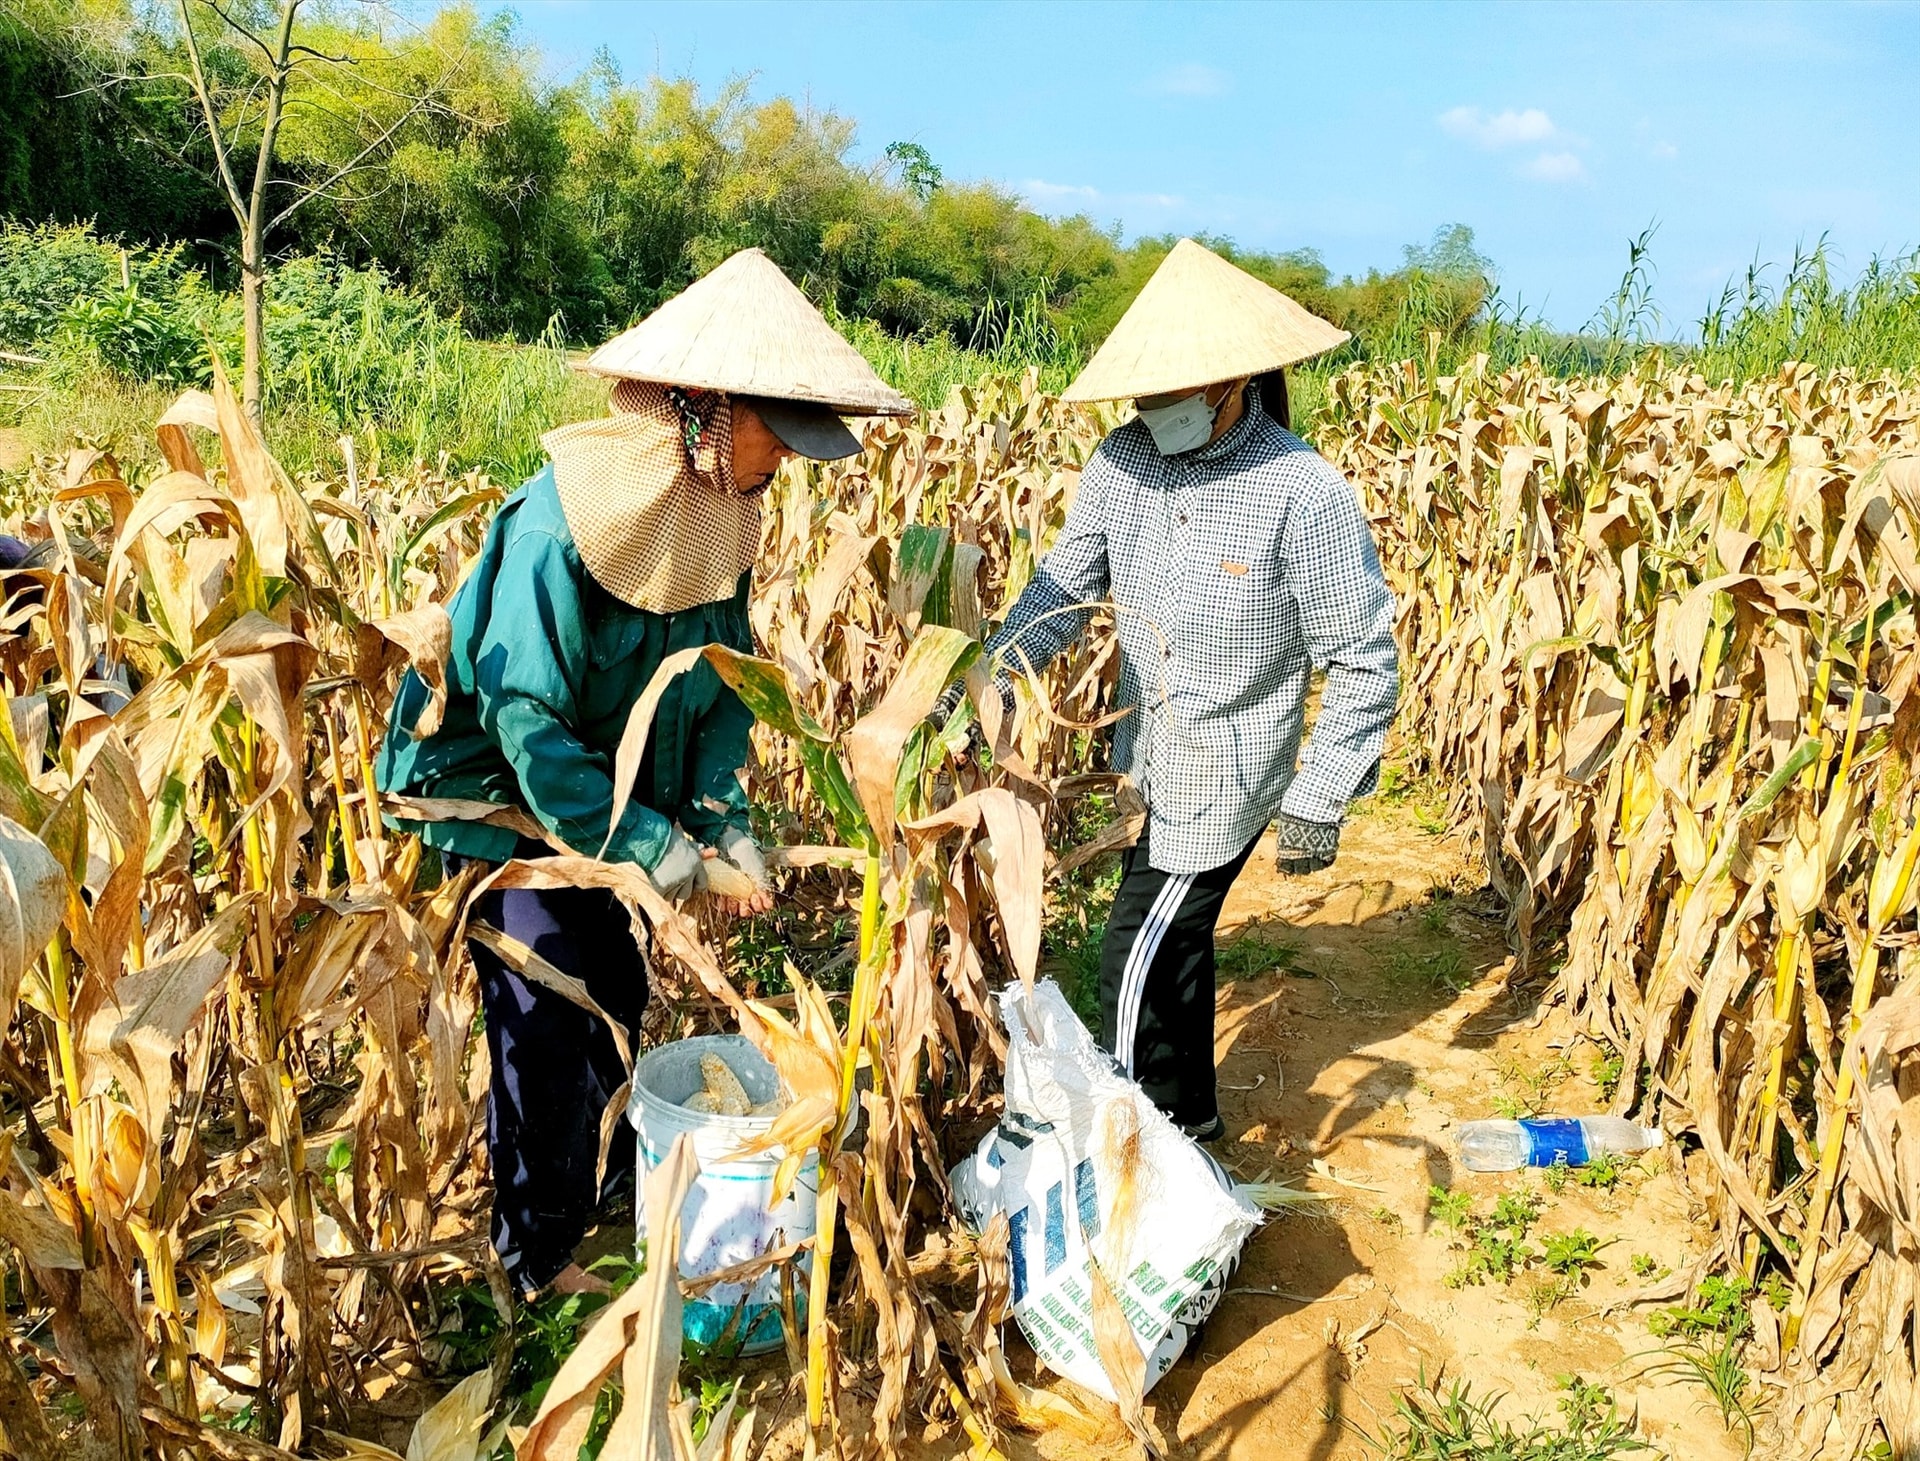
xmin=379 ymin=249 xmax=912 ymax=1297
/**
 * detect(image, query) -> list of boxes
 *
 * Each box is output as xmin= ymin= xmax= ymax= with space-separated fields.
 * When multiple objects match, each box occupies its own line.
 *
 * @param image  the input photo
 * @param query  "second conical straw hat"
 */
xmin=1062 ymin=238 xmax=1350 ymax=402
xmin=584 ymin=248 xmax=914 ymax=417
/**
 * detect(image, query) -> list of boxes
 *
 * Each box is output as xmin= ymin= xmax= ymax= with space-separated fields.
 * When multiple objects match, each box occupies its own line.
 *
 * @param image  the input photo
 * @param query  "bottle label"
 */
xmin=1524 ymin=1119 xmax=1589 ymax=1167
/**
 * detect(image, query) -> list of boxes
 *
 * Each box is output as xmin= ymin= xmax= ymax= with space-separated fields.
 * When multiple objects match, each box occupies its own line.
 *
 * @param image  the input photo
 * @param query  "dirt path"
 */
xmin=951 ymin=799 xmax=1750 ymax=1460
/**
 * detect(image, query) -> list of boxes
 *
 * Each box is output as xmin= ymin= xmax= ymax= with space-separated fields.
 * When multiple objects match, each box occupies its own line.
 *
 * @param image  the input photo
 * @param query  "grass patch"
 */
xmin=1491 ymin=1051 xmax=1573 ymax=1120
xmin=1218 ymin=934 xmax=1304 ymax=981
xmin=1637 ymin=1274 xmax=1766 ymax=1451
xmin=1377 ymin=764 xmax=1451 ymax=836
xmin=1384 ymin=944 xmax=1472 ymax=995
xmin=1364 ymin=1372 xmax=1649 ymax=1459
xmin=1640 ymin=1334 xmax=1756 ymax=1452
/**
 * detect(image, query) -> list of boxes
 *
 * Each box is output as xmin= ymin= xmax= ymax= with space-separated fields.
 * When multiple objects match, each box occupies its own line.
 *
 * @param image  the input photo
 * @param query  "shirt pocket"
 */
xmin=1193 ymin=520 xmax=1278 ymax=616
xmin=586 ymin=611 xmax=650 ymax=671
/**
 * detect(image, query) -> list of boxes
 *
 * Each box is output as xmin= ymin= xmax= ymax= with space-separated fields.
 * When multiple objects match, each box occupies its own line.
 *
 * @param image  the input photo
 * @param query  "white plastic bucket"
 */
xmin=628 ymin=1034 xmax=818 ymax=1355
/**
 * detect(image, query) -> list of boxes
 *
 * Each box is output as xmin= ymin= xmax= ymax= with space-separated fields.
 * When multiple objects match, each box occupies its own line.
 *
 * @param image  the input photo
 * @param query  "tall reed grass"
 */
xmin=1695 ymin=240 xmax=1920 ymax=381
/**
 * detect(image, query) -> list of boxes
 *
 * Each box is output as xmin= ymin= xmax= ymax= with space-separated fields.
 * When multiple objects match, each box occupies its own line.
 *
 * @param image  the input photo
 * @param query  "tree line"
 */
xmin=1 ymin=0 xmax=1494 ymax=362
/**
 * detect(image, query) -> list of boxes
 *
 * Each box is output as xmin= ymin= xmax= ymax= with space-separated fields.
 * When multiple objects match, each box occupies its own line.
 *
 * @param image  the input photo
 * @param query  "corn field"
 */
xmin=0 ymin=363 xmax=1135 ymax=1461
xmin=1320 ymin=354 xmax=1920 ymax=1459
xmin=7 ymin=348 xmax=1920 ymax=1460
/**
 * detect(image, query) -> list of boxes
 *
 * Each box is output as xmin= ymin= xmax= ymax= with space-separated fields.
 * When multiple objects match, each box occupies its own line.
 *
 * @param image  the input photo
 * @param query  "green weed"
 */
xmin=1759 ymin=1273 xmax=1792 ymax=1311
xmin=1573 ymin=1152 xmax=1629 ymax=1190
xmin=1649 ymin=1273 xmax=1752 ymax=1340
xmin=1491 ymin=1192 xmax=1542 ymax=1232
xmin=1591 ymin=1046 xmax=1626 ymax=1103
xmin=1042 ymin=854 xmax=1122 ymax=1027
xmin=1542 ymin=1229 xmax=1611 ymax=1278
xmin=1428 ymin=1185 xmax=1473 ymax=1230
xmin=432 ymin=1251 xmax=646 ymax=1425
xmin=1218 ymin=935 xmax=1304 ymax=981
xmin=1641 ymin=1332 xmax=1756 ymax=1451
xmin=1363 ymin=1371 xmax=1649 ymax=1459
xmin=1445 ymin=1194 xmax=1540 ymax=1289
xmin=689 ymin=1375 xmax=741 ymax=1445
xmin=1449 ymin=1226 xmax=1534 ymax=1288
xmin=1494 ymin=1052 xmax=1573 ymax=1119
xmin=1385 ymin=945 xmax=1471 ymax=994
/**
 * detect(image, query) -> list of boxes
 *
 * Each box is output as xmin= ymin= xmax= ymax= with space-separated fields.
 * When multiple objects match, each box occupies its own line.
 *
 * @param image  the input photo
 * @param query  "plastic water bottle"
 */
xmin=1455 ymin=1116 xmax=1664 ymax=1172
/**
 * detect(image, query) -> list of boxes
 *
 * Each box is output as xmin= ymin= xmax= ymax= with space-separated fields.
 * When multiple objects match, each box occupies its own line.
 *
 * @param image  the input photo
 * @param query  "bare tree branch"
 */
xmin=176 ymin=0 xmax=250 ymax=227
xmin=203 ymin=0 xmax=280 ymax=66
xmin=241 ymin=0 xmax=302 ymax=245
xmin=266 ymin=82 xmax=435 ymax=233
xmin=287 ymin=42 xmax=353 ymax=64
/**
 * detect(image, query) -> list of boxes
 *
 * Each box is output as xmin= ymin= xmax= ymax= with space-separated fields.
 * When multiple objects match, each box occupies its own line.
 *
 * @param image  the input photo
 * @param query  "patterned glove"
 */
xmin=1274 ymin=813 xmax=1339 ymax=875
xmin=932 ymin=680 xmax=967 ymax=729
xmin=933 ymin=677 xmax=1016 ymax=757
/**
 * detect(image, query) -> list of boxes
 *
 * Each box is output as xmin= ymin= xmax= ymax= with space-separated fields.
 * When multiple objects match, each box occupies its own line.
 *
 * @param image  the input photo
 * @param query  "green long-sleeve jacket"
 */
xmin=376 ymin=465 xmax=754 ymax=867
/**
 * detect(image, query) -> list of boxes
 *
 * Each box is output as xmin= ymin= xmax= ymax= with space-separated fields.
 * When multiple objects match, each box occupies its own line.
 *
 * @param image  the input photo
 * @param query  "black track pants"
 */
xmin=1098 ymin=831 xmax=1262 ymax=1127
xmin=465 ymin=874 xmax=648 ymax=1295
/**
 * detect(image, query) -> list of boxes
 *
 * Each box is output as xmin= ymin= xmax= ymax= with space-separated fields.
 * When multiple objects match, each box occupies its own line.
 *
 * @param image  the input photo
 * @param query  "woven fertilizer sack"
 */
xmin=950 ymin=980 xmax=1260 ymax=1402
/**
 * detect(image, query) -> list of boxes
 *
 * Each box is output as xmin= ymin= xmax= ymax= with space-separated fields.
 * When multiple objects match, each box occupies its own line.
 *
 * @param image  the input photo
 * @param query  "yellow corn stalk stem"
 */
xmin=44 ymin=930 xmax=95 ymax=1253
xmin=1802 ymin=646 xmax=1837 ymax=794
xmin=1745 ymin=919 xmax=1807 ymax=1281
xmin=321 ymin=710 xmax=365 ymax=883
xmin=806 ymin=847 xmax=886 ymax=1442
xmin=1745 ymin=632 xmax=1878 ymax=1279
xmin=944 ymin=1376 xmax=1007 ymax=1461
xmin=132 ymin=1218 xmax=192 ymax=1412
xmin=1783 ymin=812 xmax=1920 ymax=1352
xmin=350 ymin=686 xmax=385 ymax=853
xmin=238 ymin=718 xmax=324 ymax=1340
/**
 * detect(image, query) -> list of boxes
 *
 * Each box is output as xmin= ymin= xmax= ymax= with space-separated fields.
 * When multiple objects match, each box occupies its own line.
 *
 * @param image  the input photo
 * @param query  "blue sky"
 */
xmin=513 ymin=0 xmax=1920 ymax=332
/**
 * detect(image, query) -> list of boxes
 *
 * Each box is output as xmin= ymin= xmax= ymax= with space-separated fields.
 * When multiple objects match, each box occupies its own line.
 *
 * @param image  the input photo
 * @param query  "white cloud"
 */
xmin=1519 ymin=150 xmax=1587 ymax=183
xmin=1022 ymin=179 xmax=1100 ymax=202
xmin=1021 ymin=180 xmax=1187 ymax=212
xmin=1438 ymin=105 xmax=1557 ymax=149
xmin=1652 ymin=141 xmax=1679 ymax=159
xmin=1142 ymin=63 xmax=1232 ymax=98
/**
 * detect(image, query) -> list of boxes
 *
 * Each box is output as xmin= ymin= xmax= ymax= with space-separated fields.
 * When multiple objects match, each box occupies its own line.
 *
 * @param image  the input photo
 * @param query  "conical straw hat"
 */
xmin=1061 ymin=238 xmax=1350 ymax=402
xmin=584 ymin=248 xmax=914 ymax=417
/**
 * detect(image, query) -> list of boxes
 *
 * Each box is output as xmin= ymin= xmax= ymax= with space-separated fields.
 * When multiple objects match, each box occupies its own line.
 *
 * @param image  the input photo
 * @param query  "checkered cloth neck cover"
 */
xmin=985 ymin=381 xmax=1400 ymax=876
xmin=540 ymin=381 xmax=762 ymax=614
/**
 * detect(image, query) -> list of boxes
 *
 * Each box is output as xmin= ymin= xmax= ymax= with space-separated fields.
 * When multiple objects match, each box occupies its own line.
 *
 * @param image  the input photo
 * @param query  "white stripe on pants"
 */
xmin=1115 ymin=872 xmax=1195 ymax=1078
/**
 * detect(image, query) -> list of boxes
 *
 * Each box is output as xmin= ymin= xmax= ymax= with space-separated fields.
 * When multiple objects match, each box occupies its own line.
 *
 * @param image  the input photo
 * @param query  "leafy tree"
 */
xmin=884 ymin=141 xmax=941 ymax=201
xmin=0 ymin=2 xmax=224 ymax=249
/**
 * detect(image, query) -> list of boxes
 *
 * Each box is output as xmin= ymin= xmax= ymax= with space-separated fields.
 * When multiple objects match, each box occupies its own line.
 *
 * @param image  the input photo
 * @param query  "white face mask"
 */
xmin=1136 ymin=391 xmax=1216 ymax=455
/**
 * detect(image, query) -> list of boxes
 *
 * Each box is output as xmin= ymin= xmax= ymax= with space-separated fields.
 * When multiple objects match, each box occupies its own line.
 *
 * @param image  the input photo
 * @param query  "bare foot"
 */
xmin=544 ymin=1263 xmax=612 ymax=1297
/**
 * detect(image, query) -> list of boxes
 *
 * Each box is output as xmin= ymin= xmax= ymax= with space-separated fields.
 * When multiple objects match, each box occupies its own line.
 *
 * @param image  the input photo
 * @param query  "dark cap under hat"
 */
xmin=740 ymin=396 xmax=864 ymax=461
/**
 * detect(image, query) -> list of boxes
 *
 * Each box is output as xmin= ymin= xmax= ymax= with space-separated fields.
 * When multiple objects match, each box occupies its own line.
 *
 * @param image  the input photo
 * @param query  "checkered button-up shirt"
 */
xmin=988 ymin=384 xmax=1399 ymax=875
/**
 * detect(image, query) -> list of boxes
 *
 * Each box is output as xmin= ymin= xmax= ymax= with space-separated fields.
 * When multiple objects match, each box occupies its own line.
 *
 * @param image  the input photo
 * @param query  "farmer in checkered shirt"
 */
xmin=955 ymin=239 xmax=1400 ymax=1142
